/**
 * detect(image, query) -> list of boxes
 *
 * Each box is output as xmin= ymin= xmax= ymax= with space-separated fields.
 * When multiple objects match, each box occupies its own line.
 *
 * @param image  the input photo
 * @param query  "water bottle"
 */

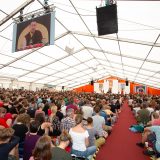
xmin=56 ymin=138 xmax=59 ymax=146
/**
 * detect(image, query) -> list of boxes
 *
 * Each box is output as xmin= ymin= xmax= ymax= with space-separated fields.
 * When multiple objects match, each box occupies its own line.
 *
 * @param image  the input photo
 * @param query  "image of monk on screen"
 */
xmin=24 ymin=21 xmax=43 ymax=46
xmin=16 ymin=18 xmax=49 ymax=51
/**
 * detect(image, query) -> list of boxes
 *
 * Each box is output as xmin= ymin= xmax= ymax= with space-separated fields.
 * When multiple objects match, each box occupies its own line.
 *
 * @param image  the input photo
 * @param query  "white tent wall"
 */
xmin=118 ymin=82 xmax=126 ymax=94
xmin=0 ymin=78 xmax=44 ymax=91
xmin=0 ymin=78 xmax=12 ymax=89
xmin=112 ymin=80 xmax=119 ymax=94
xmin=94 ymin=83 xmax=101 ymax=93
xmin=124 ymin=83 xmax=130 ymax=94
xmin=104 ymin=80 xmax=109 ymax=93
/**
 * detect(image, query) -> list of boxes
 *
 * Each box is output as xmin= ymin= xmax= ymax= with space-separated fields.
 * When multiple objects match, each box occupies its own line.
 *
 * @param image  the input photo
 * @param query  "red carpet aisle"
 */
xmin=96 ymin=102 xmax=150 ymax=160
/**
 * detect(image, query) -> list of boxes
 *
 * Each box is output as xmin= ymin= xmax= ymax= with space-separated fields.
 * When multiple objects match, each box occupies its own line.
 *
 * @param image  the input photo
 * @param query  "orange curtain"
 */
xmin=73 ymin=77 xmax=160 ymax=95
xmin=73 ymin=84 xmax=94 ymax=93
xmin=147 ymin=87 xmax=160 ymax=95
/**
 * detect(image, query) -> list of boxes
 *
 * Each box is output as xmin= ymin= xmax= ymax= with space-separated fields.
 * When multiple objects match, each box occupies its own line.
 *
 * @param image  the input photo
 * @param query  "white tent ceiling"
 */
xmin=0 ymin=0 xmax=160 ymax=89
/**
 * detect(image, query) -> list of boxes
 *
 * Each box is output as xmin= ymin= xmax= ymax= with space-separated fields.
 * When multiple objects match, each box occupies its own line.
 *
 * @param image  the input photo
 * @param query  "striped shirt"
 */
xmin=60 ymin=117 xmax=75 ymax=132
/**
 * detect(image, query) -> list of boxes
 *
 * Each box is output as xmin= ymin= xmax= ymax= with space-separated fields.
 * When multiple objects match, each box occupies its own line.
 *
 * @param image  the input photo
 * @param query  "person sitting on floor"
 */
xmin=92 ymin=106 xmax=108 ymax=138
xmin=12 ymin=113 xmax=30 ymax=159
xmin=0 ymin=127 xmax=20 ymax=160
xmin=0 ymin=107 xmax=9 ymax=128
xmin=86 ymin=117 xmax=105 ymax=149
xmin=35 ymin=112 xmax=52 ymax=136
xmin=29 ymin=135 xmax=53 ymax=160
xmin=23 ymin=120 xmax=40 ymax=160
xmin=137 ymin=126 xmax=160 ymax=156
xmin=69 ymin=114 xmax=96 ymax=159
xmin=60 ymin=108 xmax=75 ymax=133
xmin=51 ymin=131 xmax=72 ymax=160
xmin=147 ymin=112 xmax=160 ymax=126
xmin=136 ymin=103 xmax=150 ymax=126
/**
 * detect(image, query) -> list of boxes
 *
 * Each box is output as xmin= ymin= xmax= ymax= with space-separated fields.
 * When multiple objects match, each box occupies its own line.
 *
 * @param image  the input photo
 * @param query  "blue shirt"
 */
xmin=149 ymin=126 xmax=160 ymax=152
xmin=100 ymin=110 xmax=110 ymax=125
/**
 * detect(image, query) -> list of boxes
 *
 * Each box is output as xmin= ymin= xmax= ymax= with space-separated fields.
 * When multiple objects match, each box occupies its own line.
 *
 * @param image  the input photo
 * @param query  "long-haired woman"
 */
xmin=29 ymin=135 xmax=52 ymax=160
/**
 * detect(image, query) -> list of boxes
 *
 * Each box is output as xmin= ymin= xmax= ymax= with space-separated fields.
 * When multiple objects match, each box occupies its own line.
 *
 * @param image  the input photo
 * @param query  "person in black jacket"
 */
xmin=0 ymin=128 xmax=20 ymax=160
xmin=24 ymin=21 xmax=43 ymax=47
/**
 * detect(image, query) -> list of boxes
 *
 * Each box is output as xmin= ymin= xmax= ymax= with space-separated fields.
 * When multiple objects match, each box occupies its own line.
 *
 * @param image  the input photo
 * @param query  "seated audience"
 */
xmin=66 ymin=98 xmax=78 ymax=112
xmin=147 ymin=112 xmax=160 ymax=126
xmin=81 ymin=99 xmax=93 ymax=120
xmin=12 ymin=113 xmax=30 ymax=159
xmin=61 ymin=108 xmax=75 ymax=133
xmin=92 ymin=106 xmax=108 ymax=138
xmin=86 ymin=117 xmax=105 ymax=149
xmin=0 ymin=107 xmax=9 ymax=128
xmin=49 ymin=105 xmax=61 ymax=136
xmin=23 ymin=120 xmax=40 ymax=160
xmin=51 ymin=131 xmax=72 ymax=160
xmin=136 ymin=103 xmax=150 ymax=125
xmin=137 ymin=126 xmax=160 ymax=156
xmin=56 ymin=103 xmax=64 ymax=122
xmin=69 ymin=114 xmax=96 ymax=158
xmin=35 ymin=103 xmax=45 ymax=119
xmin=29 ymin=135 xmax=53 ymax=160
xmin=35 ymin=113 xmax=52 ymax=136
xmin=27 ymin=100 xmax=37 ymax=119
xmin=0 ymin=128 xmax=19 ymax=160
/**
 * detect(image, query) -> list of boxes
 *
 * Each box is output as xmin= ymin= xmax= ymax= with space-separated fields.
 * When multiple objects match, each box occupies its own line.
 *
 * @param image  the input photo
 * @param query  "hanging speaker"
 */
xmin=126 ymin=80 xmax=129 ymax=86
xmin=90 ymin=80 xmax=94 ymax=86
xmin=62 ymin=86 xmax=64 ymax=90
xmin=96 ymin=4 xmax=118 ymax=36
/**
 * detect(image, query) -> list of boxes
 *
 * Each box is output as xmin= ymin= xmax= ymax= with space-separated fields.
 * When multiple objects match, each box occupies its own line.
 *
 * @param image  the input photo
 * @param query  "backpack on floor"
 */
xmin=129 ymin=124 xmax=144 ymax=133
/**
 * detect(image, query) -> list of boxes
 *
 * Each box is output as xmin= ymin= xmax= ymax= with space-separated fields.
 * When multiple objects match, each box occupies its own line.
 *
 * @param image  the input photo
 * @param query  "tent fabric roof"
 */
xmin=0 ymin=0 xmax=160 ymax=89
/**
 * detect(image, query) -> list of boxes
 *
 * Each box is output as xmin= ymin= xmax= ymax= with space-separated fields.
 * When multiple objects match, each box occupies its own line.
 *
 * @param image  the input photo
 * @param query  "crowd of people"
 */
xmin=129 ymin=95 xmax=160 ymax=158
xmin=1 ymin=88 xmax=160 ymax=160
xmin=0 ymin=88 xmax=122 ymax=160
xmin=0 ymin=89 xmax=123 ymax=160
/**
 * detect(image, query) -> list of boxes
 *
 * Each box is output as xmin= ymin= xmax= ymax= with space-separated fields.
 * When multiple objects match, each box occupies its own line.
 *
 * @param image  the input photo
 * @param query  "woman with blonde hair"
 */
xmin=49 ymin=105 xmax=61 ymax=136
xmin=29 ymin=135 xmax=52 ymax=160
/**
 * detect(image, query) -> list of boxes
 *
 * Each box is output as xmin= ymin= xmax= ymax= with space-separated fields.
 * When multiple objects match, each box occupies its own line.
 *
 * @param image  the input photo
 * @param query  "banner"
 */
xmin=99 ymin=83 xmax=104 ymax=93
xmin=121 ymin=83 xmax=125 ymax=90
xmin=135 ymin=86 xmax=147 ymax=94
xmin=109 ymin=80 xmax=113 ymax=89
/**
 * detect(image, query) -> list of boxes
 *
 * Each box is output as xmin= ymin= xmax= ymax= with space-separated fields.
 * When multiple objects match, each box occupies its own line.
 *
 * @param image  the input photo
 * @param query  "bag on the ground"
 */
xmin=129 ymin=124 xmax=144 ymax=133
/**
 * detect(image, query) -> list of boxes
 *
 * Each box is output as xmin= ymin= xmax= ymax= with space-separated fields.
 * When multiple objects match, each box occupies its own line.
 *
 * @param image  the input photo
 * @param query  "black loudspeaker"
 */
xmin=96 ymin=4 xmax=118 ymax=36
xmin=62 ymin=86 xmax=64 ymax=90
xmin=90 ymin=80 xmax=94 ymax=86
xmin=126 ymin=80 xmax=129 ymax=86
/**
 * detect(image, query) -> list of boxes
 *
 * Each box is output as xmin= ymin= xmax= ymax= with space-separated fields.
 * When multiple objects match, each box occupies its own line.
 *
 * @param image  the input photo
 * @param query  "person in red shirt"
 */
xmin=66 ymin=99 xmax=78 ymax=113
xmin=0 ymin=107 xmax=9 ymax=128
xmin=0 ymin=101 xmax=4 ymax=107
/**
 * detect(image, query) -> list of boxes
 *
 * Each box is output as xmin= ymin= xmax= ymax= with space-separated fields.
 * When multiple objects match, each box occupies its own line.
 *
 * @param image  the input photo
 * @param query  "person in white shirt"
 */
xmin=69 ymin=114 xmax=96 ymax=158
xmin=82 ymin=100 xmax=93 ymax=120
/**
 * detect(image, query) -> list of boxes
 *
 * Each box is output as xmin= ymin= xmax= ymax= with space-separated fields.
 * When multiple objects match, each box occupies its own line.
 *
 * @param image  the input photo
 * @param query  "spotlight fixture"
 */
xmin=19 ymin=8 xmax=24 ymax=22
xmin=31 ymin=14 xmax=35 ymax=18
xmin=44 ymin=0 xmax=50 ymax=13
xmin=19 ymin=16 xmax=23 ymax=22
